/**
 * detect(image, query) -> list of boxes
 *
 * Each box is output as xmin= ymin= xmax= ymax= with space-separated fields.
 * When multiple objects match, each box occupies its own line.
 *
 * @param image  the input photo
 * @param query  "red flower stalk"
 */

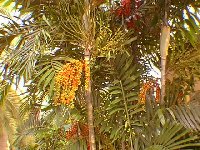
xmin=115 ymin=0 xmax=131 ymax=17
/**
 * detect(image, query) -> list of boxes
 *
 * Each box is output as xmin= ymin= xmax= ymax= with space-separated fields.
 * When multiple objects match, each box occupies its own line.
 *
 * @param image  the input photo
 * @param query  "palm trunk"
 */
xmin=83 ymin=0 xmax=96 ymax=148
xmin=160 ymin=26 xmax=170 ymax=104
xmin=84 ymin=50 xmax=96 ymax=150
xmin=160 ymin=0 xmax=170 ymax=104
xmin=0 ymin=129 xmax=8 ymax=150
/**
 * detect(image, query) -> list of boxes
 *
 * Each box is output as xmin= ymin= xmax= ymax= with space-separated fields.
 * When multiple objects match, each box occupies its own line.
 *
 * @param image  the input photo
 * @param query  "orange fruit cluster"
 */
xmin=79 ymin=123 xmax=89 ymax=138
xmin=55 ymin=60 xmax=83 ymax=105
xmin=66 ymin=123 xmax=78 ymax=140
xmin=66 ymin=122 xmax=89 ymax=141
xmin=139 ymin=81 xmax=160 ymax=104
xmin=155 ymin=83 xmax=160 ymax=102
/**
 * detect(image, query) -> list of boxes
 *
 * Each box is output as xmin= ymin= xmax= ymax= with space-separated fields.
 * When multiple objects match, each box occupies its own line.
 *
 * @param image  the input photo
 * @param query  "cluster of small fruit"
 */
xmin=114 ymin=0 xmax=142 ymax=29
xmin=79 ymin=123 xmax=89 ymax=138
xmin=155 ymin=83 xmax=160 ymax=102
xmin=66 ymin=123 xmax=78 ymax=140
xmin=139 ymin=80 xmax=160 ymax=104
xmin=54 ymin=60 xmax=83 ymax=105
xmin=66 ymin=122 xmax=89 ymax=140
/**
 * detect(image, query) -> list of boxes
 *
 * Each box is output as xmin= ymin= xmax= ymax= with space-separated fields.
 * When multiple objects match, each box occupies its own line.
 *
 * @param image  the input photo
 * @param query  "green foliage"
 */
xmin=0 ymin=0 xmax=200 ymax=149
xmin=14 ymin=106 xmax=69 ymax=149
xmin=132 ymin=100 xmax=200 ymax=150
xmin=34 ymin=55 xmax=74 ymax=97
xmin=143 ymin=121 xmax=200 ymax=150
xmin=167 ymin=103 xmax=200 ymax=131
xmin=95 ymin=53 xmax=143 ymax=148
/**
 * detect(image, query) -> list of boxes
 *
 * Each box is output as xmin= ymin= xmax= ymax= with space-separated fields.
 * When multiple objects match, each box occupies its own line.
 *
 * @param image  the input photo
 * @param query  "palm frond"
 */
xmin=143 ymin=121 xmax=200 ymax=150
xmin=96 ymin=53 xmax=142 ymax=146
xmin=167 ymin=103 xmax=200 ymax=131
xmin=134 ymin=100 xmax=200 ymax=150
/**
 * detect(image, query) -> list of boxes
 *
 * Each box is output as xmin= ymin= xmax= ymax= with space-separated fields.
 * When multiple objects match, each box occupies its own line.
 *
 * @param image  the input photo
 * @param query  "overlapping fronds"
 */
xmin=132 ymin=99 xmax=200 ymax=150
xmin=167 ymin=103 xmax=200 ymax=131
xmin=0 ymin=0 xmax=200 ymax=149
xmin=96 ymin=53 xmax=143 ymax=147
xmin=143 ymin=121 xmax=200 ymax=150
xmin=33 ymin=56 xmax=74 ymax=93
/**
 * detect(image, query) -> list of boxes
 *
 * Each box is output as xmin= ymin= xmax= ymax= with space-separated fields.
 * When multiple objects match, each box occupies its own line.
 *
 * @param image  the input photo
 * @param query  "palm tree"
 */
xmin=0 ymin=0 xmax=200 ymax=149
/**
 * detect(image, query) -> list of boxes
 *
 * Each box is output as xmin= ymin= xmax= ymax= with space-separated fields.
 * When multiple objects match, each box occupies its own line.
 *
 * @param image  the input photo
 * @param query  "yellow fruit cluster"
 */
xmin=55 ymin=60 xmax=83 ymax=105
xmin=139 ymin=81 xmax=160 ymax=104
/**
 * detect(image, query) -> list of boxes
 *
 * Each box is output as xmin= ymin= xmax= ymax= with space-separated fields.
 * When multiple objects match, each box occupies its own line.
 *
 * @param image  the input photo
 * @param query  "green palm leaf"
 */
xmin=97 ymin=53 xmax=143 ymax=146
xmin=168 ymin=103 xmax=200 ymax=131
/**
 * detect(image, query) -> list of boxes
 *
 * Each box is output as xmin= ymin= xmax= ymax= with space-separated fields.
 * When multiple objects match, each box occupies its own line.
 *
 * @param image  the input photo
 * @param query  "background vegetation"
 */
xmin=0 ymin=0 xmax=200 ymax=149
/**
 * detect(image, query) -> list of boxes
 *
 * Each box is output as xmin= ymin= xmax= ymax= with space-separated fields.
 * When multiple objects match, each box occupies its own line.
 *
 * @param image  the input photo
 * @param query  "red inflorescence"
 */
xmin=155 ymin=83 xmax=161 ymax=103
xmin=139 ymin=80 xmax=161 ymax=104
xmin=127 ymin=19 xmax=135 ymax=28
xmin=121 ymin=0 xmax=131 ymax=16
xmin=66 ymin=123 xmax=78 ymax=140
xmin=135 ymin=0 xmax=142 ymax=9
xmin=79 ymin=123 xmax=89 ymax=138
xmin=66 ymin=122 xmax=90 ymax=148
xmin=115 ymin=0 xmax=131 ymax=17
xmin=114 ymin=0 xmax=143 ymax=29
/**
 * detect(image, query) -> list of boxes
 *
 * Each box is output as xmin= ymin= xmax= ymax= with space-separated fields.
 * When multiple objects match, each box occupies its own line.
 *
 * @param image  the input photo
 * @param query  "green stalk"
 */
xmin=120 ymin=81 xmax=134 ymax=150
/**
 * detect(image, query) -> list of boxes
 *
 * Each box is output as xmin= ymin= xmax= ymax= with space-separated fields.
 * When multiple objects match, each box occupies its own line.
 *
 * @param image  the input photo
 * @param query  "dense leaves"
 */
xmin=0 ymin=0 xmax=200 ymax=149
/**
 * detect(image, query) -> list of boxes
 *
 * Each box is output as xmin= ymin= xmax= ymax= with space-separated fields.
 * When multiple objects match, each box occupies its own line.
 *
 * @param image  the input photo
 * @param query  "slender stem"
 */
xmin=83 ymin=0 xmax=96 ymax=148
xmin=119 ymin=118 xmax=126 ymax=150
xmin=85 ymin=51 xmax=96 ymax=150
xmin=120 ymin=81 xmax=134 ymax=150
xmin=164 ymin=0 xmax=168 ymax=26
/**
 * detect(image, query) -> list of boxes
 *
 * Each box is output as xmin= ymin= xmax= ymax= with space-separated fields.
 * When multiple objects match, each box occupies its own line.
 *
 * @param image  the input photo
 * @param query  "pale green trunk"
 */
xmin=160 ymin=26 xmax=170 ymax=103
xmin=160 ymin=0 xmax=170 ymax=104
